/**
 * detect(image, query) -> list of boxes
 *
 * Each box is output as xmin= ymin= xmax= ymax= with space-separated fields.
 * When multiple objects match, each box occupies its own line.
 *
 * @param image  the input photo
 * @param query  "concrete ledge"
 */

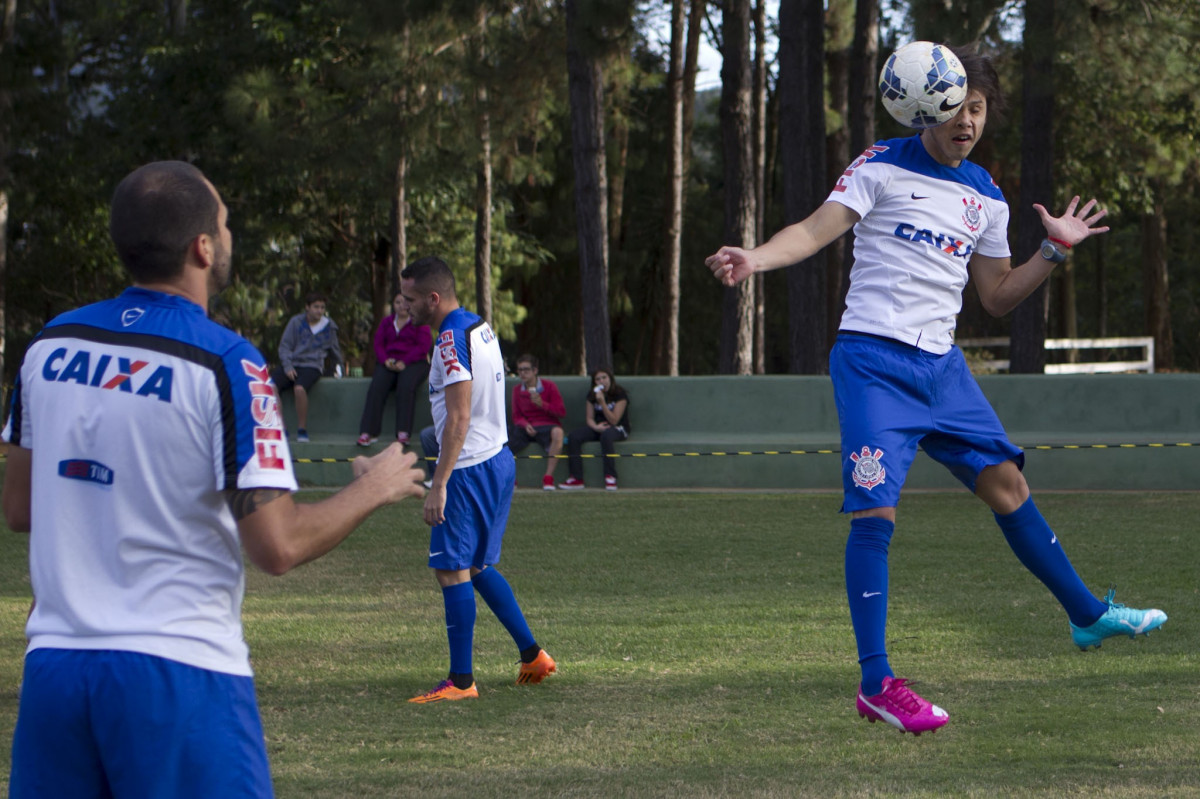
xmin=278 ymin=373 xmax=1200 ymax=490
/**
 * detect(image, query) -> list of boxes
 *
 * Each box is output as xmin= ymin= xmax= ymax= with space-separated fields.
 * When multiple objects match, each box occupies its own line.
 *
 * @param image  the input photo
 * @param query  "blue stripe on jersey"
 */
xmin=33 ymin=287 xmax=272 ymax=488
xmin=870 ymin=135 xmax=1005 ymax=201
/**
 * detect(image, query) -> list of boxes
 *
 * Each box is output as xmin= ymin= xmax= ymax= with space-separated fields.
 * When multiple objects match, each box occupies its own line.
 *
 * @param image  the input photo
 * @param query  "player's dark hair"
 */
xmin=401 ymin=255 xmax=456 ymax=298
xmin=949 ymin=43 xmax=1007 ymax=120
xmin=517 ymin=354 xmax=539 ymax=370
xmin=304 ymin=292 xmax=326 ymax=306
xmin=109 ymin=161 xmax=220 ymax=283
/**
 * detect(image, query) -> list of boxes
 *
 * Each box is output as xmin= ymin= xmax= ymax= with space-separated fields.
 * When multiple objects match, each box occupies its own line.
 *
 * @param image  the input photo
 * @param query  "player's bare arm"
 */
xmin=235 ymin=444 xmax=425 ymax=575
xmin=227 ymin=488 xmax=289 ymax=520
xmin=425 ymin=380 xmax=471 ymax=527
xmin=2 ymin=445 xmax=33 ymax=533
xmin=971 ymin=196 xmax=1109 ymax=317
xmin=705 ymin=201 xmax=859 ymax=287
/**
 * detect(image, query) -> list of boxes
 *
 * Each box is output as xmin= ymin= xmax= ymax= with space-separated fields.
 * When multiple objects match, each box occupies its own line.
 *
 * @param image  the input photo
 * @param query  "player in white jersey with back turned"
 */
xmin=2 ymin=161 xmax=426 ymax=796
xmin=399 ymin=255 xmax=556 ymax=703
xmin=706 ymin=44 xmax=1166 ymax=735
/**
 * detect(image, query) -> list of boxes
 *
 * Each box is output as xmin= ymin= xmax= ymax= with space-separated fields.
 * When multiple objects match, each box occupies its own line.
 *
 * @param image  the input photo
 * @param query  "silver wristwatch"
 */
xmin=1040 ymin=239 xmax=1067 ymax=263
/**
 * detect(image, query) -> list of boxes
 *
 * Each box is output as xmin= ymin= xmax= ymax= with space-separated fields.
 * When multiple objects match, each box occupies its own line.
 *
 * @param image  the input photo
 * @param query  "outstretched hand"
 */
xmin=1034 ymin=196 xmax=1110 ymax=248
xmin=705 ymin=247 xmax=757 ymax=287
xmin=351 ymin=443 xmax=425 ymax=503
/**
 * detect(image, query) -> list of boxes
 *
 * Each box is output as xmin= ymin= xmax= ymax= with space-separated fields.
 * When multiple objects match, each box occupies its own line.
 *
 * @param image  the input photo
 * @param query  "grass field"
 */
xmin=0 ymin=489 xmax=1196 ymax=797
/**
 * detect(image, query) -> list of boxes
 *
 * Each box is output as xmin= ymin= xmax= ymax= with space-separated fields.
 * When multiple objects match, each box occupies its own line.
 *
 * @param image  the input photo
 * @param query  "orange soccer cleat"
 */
xmin=408 ymin=679 xmax=479 ymax=704
xmin=516 ymin=649 xmax=557 ymax=685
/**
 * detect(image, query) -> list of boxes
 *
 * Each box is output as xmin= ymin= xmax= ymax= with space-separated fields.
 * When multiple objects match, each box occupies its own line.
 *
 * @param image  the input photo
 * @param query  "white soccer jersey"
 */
xmin=428 ymin=307 xmax=507 ymax=468
xmin=828 ymin=134 xmax=1012 ymax=354
xmin=2 ymin=287 xmax=298 ymax=676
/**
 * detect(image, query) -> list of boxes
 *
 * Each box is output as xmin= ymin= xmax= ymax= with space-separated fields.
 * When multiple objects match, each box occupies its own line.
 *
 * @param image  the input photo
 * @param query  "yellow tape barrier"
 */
xmin=287 ymin=441 xmax=1196 ymax=465
xmin=0 ymin=442 xmax=1192 ymax=465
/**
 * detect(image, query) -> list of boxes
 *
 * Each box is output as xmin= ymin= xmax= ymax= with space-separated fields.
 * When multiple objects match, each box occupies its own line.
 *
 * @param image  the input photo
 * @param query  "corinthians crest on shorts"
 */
xmin=850 ymin=445 xmax=886 ymax=490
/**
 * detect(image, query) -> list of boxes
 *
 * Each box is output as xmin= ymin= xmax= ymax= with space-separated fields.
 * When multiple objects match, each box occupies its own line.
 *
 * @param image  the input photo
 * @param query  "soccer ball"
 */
xmin=878 ymin=41 xmax=968 ymax=129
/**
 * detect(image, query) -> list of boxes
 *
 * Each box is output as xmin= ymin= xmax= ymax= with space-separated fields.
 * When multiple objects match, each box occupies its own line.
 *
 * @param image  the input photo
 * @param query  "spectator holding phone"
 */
xmin=559 ymin=368 xmax=630 ymax=491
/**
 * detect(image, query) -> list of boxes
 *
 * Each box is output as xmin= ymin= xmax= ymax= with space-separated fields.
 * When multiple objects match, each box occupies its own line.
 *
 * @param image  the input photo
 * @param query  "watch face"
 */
xmin=1042 ymin=242 xmax=1062 ymax=262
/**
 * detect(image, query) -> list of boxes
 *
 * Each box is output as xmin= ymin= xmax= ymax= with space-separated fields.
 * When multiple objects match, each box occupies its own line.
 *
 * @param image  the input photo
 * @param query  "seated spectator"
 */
xmin=271 ymin=292 xmax=343 ymax=442
xmin=559 ymin=368 xmax=630 ymax=491
xmin=509 ymin=354 xmax=566 ymax=490
xmin=357 ymin=290 xmax=432 ymax=446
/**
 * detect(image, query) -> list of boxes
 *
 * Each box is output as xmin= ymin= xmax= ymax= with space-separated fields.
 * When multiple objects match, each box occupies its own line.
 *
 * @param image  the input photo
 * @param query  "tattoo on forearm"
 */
xmin=227 ymin=489 xmax=288 ymax=520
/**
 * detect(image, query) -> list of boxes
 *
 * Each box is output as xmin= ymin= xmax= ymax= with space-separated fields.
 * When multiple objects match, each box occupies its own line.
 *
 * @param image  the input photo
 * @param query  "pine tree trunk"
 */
xmin=2 ymin=0 xmax=20 ymax=387
xmin=1143 ymin=183 xmax=1173 ymax=370
xmin=842 ymin=0 xmax=878 ymax=309
xmin=655 ymin=0 xmax=685 ymax=376
xmin=389 ymin=19 xmax=410 ymax=294
xmin=167 ymin=0 xmax=186 ymax=35
xmin=779 ymin=0 xmax=828 ymax=375
xmin=472 ymin=10 xmax=493 ymax=325
xmin=1095 ymin=235 xmax=1107 ymax=338
xmin=681 ymin=0 xmax=704 ymax=187
xmin=607 ymin=50 xmax=629 ymax=261
xmin=565 ymin=0 xmax=612 ymax=373
xmin=1010 ymin=0 xmax=1055 ymax=374
xmin=848 ymin=0 xmax=877 ymax=156
xmin=825 ymin=7 xmax=850 ymax=351
xmin=390 ymin=154 xmax=407 ymax=291
xmin=718 ymin=0 xmax=756 ymax=375
xmin=752 ymin=0 xmax=768 ymax=374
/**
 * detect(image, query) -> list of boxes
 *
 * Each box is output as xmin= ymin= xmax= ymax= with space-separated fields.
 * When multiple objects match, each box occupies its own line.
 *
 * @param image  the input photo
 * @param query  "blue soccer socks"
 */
xmin=441 ymin=581 xmax=477 ymax=677
xmin=471 ymin=567 xmax=537 ymax=653
xmin=846 ymin=516 xmax=896 ymax=697
xmin=994 ymin=496 xmax=1107 ymax=628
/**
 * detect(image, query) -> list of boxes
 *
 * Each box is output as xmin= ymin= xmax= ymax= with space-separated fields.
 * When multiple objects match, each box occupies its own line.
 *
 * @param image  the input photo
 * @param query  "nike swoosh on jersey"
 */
xmin=910 ymin=193 xmax=930 ymax=200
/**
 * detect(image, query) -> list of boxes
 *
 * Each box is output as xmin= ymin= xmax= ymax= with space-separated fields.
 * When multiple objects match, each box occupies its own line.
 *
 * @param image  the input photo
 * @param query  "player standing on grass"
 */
xmin=1 ymin=161 xmax=427 ymax=796
xmin=400 ymin=255 xmax=556 ymax=703
xmin=705 ymin=44 xmax=1167 ymax=735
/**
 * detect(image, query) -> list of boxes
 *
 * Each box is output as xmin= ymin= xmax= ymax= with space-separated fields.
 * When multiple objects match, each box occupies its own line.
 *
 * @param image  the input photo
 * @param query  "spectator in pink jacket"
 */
xmin=357 ymin=290 xmax=432 ymax=446
xmin=509 ymin=354 xmax=566 ymax=490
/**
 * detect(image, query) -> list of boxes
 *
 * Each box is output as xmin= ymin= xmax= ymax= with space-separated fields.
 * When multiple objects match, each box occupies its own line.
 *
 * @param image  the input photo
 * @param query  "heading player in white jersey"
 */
xmin=2 ymin=161 xmax=426 ymax=797
xmin=706 ymin=45 xmax=1166 ymax=735
xmin=399 ymin=256 xmax=556 ymax=703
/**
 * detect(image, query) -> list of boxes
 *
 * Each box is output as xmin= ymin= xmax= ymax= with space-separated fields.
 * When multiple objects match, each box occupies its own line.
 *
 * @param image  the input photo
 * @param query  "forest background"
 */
xmin=0 ymin=0 xmax=1197 ymax=386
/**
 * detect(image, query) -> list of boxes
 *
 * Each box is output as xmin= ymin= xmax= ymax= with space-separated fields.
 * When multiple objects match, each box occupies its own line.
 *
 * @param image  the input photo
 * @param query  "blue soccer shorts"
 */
xmin=429 ymin=447 xmax=516 ymax=571
xmin=10 ymin=647 xmax=273 ymax=799
xmin=829 ymin=333 xmax=1024 ymax=513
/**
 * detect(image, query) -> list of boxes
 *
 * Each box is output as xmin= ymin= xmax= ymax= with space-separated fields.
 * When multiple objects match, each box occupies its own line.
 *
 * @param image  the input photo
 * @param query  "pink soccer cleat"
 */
xmin=857 ymin=676 xmax=949 ymax=735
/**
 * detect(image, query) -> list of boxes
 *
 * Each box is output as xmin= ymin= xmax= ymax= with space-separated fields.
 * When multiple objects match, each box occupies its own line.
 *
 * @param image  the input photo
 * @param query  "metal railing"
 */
xmin=956 ymin=336 xmax=1155 ymax=374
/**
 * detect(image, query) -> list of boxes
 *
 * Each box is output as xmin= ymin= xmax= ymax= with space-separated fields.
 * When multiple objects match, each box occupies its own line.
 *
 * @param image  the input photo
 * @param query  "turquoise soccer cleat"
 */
xmin=1070 ymin=588 xmax=1167 ymax=651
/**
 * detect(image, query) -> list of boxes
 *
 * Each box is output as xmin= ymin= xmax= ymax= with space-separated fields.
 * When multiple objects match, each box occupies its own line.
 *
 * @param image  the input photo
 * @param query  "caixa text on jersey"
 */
xmin=41 ymin=347 xmax=173 ymax=402
xmin=892 ymin=223 xmax=974 ymax=258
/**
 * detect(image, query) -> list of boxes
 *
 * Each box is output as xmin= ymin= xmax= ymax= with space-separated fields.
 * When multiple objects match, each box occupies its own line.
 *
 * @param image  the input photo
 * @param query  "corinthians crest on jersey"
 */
xmin=850 ymin=445 xmax=887 ymax=490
